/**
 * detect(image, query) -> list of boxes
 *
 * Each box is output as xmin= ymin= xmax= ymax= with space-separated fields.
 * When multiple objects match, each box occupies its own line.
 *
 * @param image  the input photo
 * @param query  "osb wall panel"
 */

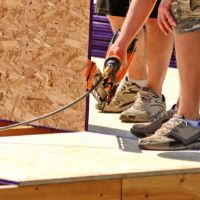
xmin=0 ymin=0 xmax=90 ymax=131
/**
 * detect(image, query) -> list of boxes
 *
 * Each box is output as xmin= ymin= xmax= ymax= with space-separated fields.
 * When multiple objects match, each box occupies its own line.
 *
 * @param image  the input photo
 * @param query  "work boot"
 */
xmin=95 ymin=80 xmax=141 ymax=113
xmin=120 ymin=87 xmax=166 ymax=122
xmin=131 ymin=104 xmax=177 ymax=138
xmin=138 ymin=114 xmax=200 ymax=150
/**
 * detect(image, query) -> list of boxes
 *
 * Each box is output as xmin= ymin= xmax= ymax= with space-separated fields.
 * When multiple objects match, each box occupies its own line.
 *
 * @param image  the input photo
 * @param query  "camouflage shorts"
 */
xmin=171 ymin=0 xmax=200 ymax=33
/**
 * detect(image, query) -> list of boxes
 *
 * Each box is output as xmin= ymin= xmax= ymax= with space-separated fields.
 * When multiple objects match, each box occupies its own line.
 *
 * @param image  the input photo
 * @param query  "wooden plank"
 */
xmin=0 ymin=121 xmax=60 ymax=136
xmin=0 ymin=0 xmax=90 ymax=131
xmin=0 ymin=179 xmax=121 ymax=200
xmin=123 ymin=173 xmax=200 ymax=200
xmin=0 ymin=126 xmax=59 ymax=137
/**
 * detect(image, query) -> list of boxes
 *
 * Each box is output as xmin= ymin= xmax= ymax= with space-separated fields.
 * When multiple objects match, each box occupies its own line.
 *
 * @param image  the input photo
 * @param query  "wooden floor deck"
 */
xmin=0 ymin=132 xmax=200 ymax=199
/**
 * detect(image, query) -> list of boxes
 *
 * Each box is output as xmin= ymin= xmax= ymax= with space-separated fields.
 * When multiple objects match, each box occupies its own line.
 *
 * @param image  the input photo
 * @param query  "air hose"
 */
xmin=0 ymin=77 xmax=104 ymax=131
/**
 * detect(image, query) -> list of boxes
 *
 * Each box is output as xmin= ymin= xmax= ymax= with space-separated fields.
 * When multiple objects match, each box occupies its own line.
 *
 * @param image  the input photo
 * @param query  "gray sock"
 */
xmin=185 ymin=119 xmax=200 ymax=128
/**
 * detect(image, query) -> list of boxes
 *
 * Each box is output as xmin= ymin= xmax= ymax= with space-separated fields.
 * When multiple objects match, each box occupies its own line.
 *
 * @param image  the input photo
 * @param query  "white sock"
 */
xmin=127 ymin=77 xmax=147 ymax=88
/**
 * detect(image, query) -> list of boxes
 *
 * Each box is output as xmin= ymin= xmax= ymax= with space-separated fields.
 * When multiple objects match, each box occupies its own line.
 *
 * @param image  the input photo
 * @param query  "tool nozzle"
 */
xmin=102 ymin=56 xmax=121 ymax=78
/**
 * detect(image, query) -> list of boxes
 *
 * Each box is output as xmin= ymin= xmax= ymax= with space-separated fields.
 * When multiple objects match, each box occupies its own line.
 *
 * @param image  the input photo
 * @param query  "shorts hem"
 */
xmin=95 ymin=8 xmax=111 ymax=15
xmin=95 ymin=8 xmax=126 ymax=17
xmin=173 ymin=27 xmax=200 ymax=34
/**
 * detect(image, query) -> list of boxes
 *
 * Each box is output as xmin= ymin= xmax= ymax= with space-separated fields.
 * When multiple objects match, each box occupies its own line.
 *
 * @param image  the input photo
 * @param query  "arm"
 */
xmin=107 ymin=0 xmax=157 ymax=65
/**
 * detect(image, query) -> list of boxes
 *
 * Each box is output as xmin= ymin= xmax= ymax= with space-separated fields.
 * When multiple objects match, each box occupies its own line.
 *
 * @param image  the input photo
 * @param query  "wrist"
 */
xmin=114 ymin=37 xmax=129 ymax=51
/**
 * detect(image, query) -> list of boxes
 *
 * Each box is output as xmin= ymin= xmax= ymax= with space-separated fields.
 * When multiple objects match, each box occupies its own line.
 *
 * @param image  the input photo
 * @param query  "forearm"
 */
xmin=115 ymin=0 xmax=157 ymax=49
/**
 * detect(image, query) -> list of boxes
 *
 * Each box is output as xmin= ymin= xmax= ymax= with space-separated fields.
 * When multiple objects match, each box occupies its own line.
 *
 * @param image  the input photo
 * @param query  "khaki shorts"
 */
xmin=171 ymin=0 xmax=200 ymax=33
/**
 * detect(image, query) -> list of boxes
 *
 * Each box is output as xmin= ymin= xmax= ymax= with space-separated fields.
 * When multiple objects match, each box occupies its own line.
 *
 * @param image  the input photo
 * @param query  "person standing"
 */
xmin=107 ymin=0 xmax=200 ymax=150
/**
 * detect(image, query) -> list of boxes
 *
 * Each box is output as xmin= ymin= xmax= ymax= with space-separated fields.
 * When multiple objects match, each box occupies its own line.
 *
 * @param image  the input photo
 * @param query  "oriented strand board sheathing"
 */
xmin=0 ymin=0 xmax=90 ymax=131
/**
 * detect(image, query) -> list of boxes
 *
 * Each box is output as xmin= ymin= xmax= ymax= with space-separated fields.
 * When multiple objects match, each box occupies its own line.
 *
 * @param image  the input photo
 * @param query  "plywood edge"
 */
xmin=15 ymin=168 xmax=200 ymax=189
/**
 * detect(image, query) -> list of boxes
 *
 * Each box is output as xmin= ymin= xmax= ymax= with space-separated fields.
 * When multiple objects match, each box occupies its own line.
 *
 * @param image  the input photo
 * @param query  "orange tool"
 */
xmin=86 ymin=30 xmax=138 ymax=110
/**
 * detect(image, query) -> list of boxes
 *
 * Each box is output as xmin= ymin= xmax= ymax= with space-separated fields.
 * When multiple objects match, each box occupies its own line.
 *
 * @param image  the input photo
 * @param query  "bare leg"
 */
xmin=107 ymin=15 xmax=124 ymax=32
xmin=108 ymin=17 xmax=174 ymax=92
xmin=127 ymin=28 xmax=147 ymax=80
xmin=120 ymin=18 xmax=175 ymax=122
xmin=175 ymin=31 xmax=200 ymax=120
xmin=97 ymin=15 xmax=147 ymax=112
xmin=146 ymin=18 xmax=174 ymax=96
xmin=107 ymin=15 xmax=147 ymax=81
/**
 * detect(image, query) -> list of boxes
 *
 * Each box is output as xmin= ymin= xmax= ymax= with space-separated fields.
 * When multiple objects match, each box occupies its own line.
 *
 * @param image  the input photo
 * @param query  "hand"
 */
xmin=157 ymin=0 xmax=177 ymax=35
xmin=106 ymin=43 xmax=128 ymax=67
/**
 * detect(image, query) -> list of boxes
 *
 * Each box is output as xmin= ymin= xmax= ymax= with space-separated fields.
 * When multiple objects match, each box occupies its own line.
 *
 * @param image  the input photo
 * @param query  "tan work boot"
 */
xmin=95 ymin=80 xmax=141 ymax=113
xmin=131 ymin=104 xmax=177 ymax=137
xmin=120 ymin=87 xmax=166 ymax=122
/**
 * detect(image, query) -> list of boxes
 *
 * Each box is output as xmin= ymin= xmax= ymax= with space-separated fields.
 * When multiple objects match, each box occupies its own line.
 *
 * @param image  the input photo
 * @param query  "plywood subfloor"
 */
xmin=0 ymin=132 xmax=199 ymax=186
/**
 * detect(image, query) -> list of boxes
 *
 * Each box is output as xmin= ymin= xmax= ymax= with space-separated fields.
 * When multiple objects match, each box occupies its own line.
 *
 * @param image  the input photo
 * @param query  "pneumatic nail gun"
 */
xmin=86 ymin=30 xmax=138 ymax=111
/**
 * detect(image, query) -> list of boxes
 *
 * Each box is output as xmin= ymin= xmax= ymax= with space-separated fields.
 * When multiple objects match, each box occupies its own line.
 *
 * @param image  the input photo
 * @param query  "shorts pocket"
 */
xmin=190 ymin=0 xmax=200 ymax=16
xmin=171 ymin=0 xmax=200 ymax=19
xmin=170 ymin=0 xmax=191 ymax=21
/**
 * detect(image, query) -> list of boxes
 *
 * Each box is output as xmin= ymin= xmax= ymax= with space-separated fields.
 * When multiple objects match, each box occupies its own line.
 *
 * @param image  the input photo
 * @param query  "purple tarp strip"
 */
xmin=92 ymin=32 xmax=113 ymax=40
xmin=92 ymin=40 xmax=110 ymax=47
xmin=91 ymin=49 xmax=106 ymax=58
xmin=93 ymin=23 xmax=112 ymax=30
xmin=0 ymin=179 xmax=19 ymax=186
xmin=93 ymin=15 xmax=110 ymax=23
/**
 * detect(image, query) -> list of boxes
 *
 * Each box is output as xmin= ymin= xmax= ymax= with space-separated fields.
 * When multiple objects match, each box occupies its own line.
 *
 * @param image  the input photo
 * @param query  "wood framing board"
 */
xmin=0 ymin=174 xmax=200 ymax=200
xmin=0 ymin=126 xmax=59 ymax=137
xmin=0 ymin=179 xmax=122 ymax=200
xmin=0 ymin=0 xmax=90 ymax=131
xmin=0 ymin=121 xmax=60 ymax=136
xmin=122 ymin=173 xmax=200 ymax=200
xmin=0 ymin=132 xmax=200 ymax=186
